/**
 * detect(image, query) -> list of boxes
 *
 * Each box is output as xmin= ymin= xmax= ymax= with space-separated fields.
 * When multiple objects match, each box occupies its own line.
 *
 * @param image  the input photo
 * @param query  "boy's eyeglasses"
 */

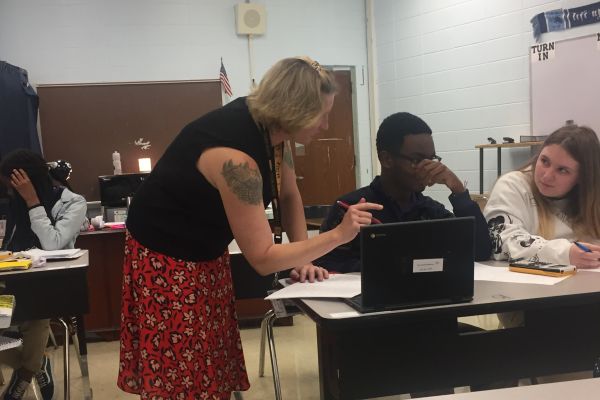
xmin=394 ymin=153 xmax=442 ymax=166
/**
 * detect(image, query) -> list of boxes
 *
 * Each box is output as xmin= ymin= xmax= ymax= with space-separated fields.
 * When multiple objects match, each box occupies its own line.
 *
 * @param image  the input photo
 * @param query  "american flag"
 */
xmin=220 ymin=59 xmax=233 ymax=97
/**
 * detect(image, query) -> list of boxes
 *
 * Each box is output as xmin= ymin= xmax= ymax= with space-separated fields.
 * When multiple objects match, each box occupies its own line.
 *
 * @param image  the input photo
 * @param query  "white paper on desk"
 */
xmin=580 ymin=267 xmax=600 ymax=273
xmin=265 ymin=274 xmax=361 ymax=300
xmin=474 ymin=262 xmax=570 ymax=285
xmin=20 ymin=248 xmax=84 ymax=260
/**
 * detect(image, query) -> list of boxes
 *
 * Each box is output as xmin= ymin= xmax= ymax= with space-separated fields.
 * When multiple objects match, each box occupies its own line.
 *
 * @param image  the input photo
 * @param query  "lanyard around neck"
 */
xmin=260 ymin=125 xmax=283 ymax=245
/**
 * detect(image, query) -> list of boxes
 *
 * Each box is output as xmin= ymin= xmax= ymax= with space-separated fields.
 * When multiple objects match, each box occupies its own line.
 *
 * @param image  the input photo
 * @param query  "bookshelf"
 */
xmin=474 ymin=141 xmax=543 ymax=194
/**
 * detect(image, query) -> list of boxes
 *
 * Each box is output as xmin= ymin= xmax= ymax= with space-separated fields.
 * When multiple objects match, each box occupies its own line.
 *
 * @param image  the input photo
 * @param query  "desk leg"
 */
xmin=58 ymin=318 xmax=70 ymax=400
xmin=70 ymin=316 xmax=92 ymax=399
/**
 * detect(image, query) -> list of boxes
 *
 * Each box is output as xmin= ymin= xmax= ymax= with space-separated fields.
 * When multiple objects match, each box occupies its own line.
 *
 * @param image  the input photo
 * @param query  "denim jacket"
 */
xmin=28 ymin=188 xmax=87 ymax=250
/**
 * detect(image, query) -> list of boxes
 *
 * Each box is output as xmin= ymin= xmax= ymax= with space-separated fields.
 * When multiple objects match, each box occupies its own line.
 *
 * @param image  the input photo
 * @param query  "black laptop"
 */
xmin=346 ymin=217 xmax=475 ymax=313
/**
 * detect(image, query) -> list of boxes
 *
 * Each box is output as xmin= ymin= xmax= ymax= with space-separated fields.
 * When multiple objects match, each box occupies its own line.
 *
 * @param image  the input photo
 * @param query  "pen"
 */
xmin=574 ymin=241 xmax=592 ymax=253
xmin=336 ymin=200 xmax=382 ymax=224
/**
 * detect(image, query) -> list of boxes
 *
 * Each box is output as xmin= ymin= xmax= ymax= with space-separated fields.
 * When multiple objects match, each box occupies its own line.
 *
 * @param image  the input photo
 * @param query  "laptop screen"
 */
xmin=358 ymin=217 xmax=475 ymax=311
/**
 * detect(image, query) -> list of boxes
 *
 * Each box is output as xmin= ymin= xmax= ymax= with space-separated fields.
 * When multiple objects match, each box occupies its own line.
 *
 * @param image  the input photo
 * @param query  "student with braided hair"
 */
xmin=0 ymin=149 xmax=87 ymax=400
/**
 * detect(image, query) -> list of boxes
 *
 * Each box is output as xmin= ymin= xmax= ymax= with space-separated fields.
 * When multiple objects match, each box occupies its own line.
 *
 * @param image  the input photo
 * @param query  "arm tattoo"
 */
xmin=221 ymin=160 xmax=263 ymax=205
xmin=283 ymin=141 xmax=295 ymax=170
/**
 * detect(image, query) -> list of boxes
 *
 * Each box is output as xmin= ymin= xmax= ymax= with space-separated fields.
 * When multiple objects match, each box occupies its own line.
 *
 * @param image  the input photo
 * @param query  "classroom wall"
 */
xmin=371 ymin=0 xmax=600 ymax=205
xmin=0 ymin=0 xmax=373 ymax=186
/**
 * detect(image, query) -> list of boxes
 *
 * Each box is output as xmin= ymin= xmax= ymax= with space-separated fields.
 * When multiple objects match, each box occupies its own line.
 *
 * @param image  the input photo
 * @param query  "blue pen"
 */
xmin=574 ymin=241 xmax=592 ymax=253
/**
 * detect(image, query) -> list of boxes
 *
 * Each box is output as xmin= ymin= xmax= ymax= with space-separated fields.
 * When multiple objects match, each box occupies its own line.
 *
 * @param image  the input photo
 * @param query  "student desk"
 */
xmin=294 ymin=264 xmax=600 ymax=399
xmin=0 ymin=252 xmax=90 ymax=400
xmin=419 ymin=378 xmax=600 ymax=400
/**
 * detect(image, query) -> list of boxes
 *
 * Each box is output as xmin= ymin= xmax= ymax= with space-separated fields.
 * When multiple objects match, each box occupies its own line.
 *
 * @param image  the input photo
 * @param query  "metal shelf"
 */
xmin=475 ymin=141 xmax=543 ymax=194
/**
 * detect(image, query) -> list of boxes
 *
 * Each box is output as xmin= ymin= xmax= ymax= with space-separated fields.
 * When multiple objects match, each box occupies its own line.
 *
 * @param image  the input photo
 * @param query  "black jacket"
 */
xmin=316 ymin=176 xmax=492 ymax=272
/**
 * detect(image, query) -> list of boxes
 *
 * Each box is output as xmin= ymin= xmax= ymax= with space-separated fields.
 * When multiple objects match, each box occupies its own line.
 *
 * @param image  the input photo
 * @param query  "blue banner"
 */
xmin=531 ymin=1 xmax=600 ymax=41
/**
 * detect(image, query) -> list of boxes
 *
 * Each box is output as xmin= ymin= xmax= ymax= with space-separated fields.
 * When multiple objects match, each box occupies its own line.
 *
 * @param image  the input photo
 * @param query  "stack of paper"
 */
xmin=265 ymin=274 xmax=361 ymax=300
xmin=20 ymin=248 xmax=84 ymax=260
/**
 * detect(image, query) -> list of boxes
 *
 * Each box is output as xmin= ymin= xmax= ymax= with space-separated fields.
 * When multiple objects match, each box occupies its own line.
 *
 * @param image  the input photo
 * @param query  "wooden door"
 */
xmin=292 ymin=70 xmax=356 ymax=205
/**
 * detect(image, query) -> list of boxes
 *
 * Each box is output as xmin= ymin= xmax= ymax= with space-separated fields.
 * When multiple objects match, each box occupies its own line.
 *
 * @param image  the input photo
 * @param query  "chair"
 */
xmin=258 ymin=297 xmax=301 ymax=400
xmin=303 ymin=204 xmax=331 ymax=230
xmin=49 ymin=316 xmax=93 ymax=400
xmin=258 ymin=205 xmax=331 ymax=399
xmin=469 ymin=193 xmax=488 ymax=212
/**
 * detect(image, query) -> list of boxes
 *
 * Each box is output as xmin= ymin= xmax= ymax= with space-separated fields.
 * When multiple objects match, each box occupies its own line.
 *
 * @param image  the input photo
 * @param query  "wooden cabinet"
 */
xmin=76 ymin=229 xmax=125 ymax=336
xmin=76 ymin=229 xmax=275 ymax=335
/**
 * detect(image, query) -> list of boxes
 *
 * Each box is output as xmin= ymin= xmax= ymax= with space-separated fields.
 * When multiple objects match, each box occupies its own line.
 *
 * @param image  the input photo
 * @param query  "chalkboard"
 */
xmin=38 ymin=80 xmax=222 ymax=201
xmin=530 ymin=33 xmax=600 ymax=136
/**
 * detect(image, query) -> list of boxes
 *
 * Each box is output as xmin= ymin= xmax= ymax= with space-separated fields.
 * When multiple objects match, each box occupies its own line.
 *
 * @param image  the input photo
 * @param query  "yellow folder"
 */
xmin=0 ymin=259 xmax=32 ymax=271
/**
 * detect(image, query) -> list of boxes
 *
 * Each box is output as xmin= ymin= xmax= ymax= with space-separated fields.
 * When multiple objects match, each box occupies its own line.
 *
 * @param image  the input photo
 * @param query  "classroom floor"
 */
xmin=0 ymin=315 xmax=590 ymax=400
xmin=0 ymin=316 xmax=322 ymax=400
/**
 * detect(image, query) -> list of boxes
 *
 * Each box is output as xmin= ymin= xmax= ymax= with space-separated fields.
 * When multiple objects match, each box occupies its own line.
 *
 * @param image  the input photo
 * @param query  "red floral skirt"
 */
xmin=117 ymin=231 xmax=250 ymax=400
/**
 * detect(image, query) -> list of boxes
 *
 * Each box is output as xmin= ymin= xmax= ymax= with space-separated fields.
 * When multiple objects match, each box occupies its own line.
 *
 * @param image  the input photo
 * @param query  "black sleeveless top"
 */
xmin=126 ymin=97 xmax=273 ymax=261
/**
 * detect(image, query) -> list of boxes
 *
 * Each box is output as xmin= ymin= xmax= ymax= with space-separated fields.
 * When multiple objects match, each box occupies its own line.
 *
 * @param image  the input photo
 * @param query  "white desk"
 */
xmin=420 ymin=378 xmax=600 ymax=400
xmin=0 ymin=252 xmax=90 ymax=400
xmin=294 ymin=264 xmax=600 ymax=399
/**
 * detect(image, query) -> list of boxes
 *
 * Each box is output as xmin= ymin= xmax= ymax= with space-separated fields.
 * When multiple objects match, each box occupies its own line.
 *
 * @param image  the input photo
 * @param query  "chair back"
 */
xmin=303 ymin=204 xmax=332 ymax=219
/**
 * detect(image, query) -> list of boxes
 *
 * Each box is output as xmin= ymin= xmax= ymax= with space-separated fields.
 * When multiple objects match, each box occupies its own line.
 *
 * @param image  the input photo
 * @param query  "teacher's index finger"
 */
xmin=352 ymin=201 xmax=383 ymax=211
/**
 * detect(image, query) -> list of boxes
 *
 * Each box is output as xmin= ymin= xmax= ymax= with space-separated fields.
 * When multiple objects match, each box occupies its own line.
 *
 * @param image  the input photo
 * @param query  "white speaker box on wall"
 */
xmin=234 ymin=3 xmax=266 ymax=35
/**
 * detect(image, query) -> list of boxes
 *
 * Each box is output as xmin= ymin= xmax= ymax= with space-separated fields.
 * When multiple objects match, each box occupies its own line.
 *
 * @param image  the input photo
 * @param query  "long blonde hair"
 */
xmin=522 ymin=124 xmax=600 ymax=239
xmin=246 ymin=56 xmax=337 ymax=133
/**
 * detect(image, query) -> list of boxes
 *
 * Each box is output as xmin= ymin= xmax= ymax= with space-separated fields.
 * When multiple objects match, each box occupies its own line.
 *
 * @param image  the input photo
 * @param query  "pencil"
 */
xmin=336 ymin=200 xmax=382 ymax=224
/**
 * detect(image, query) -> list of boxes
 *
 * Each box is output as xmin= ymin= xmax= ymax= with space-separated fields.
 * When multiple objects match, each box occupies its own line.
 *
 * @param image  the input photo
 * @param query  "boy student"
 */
xmin=316 ymin=112 xmax=492 ymax=272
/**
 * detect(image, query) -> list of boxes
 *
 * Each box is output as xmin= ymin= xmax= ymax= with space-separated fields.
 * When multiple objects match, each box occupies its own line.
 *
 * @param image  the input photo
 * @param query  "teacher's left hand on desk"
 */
xmin=290 ymin=263 xmax=329 ymax=283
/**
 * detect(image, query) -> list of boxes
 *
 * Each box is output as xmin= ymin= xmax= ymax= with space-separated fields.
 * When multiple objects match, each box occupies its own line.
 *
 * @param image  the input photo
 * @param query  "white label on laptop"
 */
xmin=413 ymin=258 xmax=444 ymax=273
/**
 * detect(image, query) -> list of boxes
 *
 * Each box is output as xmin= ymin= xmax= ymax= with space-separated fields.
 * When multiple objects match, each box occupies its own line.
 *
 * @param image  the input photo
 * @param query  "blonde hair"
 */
xmin=247 ymin=56 xmax=337 ymax=133
xmin=521 ymin=124 xmax=600 ymax=239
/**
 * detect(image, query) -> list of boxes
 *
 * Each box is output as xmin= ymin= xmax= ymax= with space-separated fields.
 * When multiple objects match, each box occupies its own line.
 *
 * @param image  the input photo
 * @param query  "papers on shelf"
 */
xmin=265 ymin=274 xmax=361 ymax=300
xmin=474 ymin=262 xmax=570 ymax=285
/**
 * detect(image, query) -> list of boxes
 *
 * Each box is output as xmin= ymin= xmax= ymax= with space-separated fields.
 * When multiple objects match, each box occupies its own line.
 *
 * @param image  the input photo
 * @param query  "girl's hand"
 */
xmin=10 ymin=169 xmax=41 ymax=207
xmin=569 ymin=242 xmax=600 ymax=269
